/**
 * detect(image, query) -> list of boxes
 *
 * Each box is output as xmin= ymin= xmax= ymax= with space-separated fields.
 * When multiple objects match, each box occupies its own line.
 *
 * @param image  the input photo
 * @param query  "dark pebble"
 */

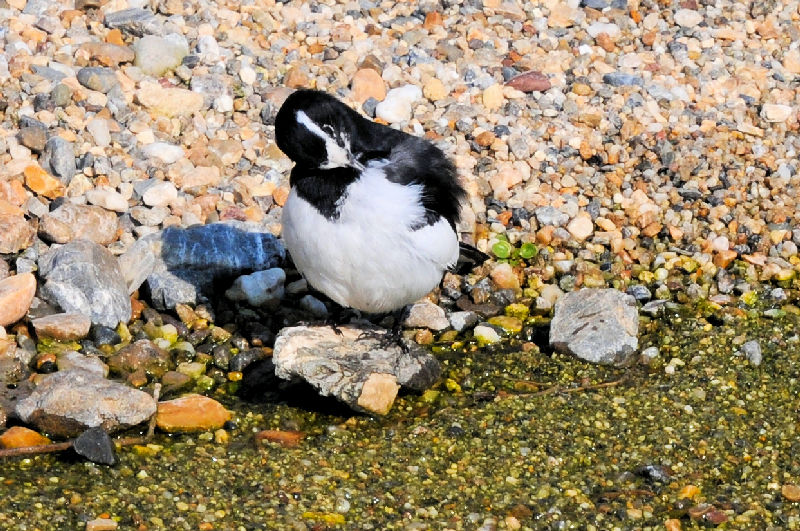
xmin=493 ymin=124 xmax=511 ymax=137
xmin=92 ymin=325 xmax=121 ymax=346
xmin=38 ymin=361 xmax=57 ymax=374
xmin=73 ymin=426 xmax=117 ymax=465
xmin=229 ymin=348 xmax=268 ymax=373
xmin=634 ymin=464 xmax=671 ymax=483
xmin=182 ymin=55 xmax=200 ymax=68
xmin=626 ymin=285 xmax=652 ymax=302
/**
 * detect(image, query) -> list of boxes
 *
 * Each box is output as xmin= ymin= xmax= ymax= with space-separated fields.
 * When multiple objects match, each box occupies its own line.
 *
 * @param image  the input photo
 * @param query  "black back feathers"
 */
xmin=275 ymin=89 xmax=466 ymax=229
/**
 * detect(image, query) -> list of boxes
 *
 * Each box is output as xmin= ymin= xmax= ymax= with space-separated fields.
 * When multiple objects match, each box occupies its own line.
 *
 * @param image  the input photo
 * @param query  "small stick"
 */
xmin=507 ymin=374 xmax=630 ymax=397
xmin=0 ymin=441 xmax=73 ymax=458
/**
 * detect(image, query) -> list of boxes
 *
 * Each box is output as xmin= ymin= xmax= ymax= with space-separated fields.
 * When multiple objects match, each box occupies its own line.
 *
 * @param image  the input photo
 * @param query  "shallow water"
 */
xmin=3 ymin=301 xmax=800 ymax=530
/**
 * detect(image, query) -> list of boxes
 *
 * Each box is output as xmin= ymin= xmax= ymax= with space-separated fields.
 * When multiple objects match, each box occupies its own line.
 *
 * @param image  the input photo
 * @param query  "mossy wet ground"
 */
xmin=3 ymin=297 xmax=800 ymax=530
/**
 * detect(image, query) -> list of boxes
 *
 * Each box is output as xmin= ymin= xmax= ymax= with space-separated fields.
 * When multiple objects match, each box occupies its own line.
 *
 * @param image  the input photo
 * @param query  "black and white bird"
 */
xmin=275 ymin=89 xmax=483 ymax=321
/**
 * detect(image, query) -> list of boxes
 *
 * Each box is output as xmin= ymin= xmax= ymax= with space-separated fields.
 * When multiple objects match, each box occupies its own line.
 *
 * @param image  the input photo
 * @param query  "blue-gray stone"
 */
xmin=118 ymin=222 xmax=286 ymax=309
xmin=77 ymin=67 xmax=119 ymax=93
xmin=31 ymin=65 xmax=66 ymax=82
xmin=41 ymin=137 xmax=76 ymax=184
xmin=38 ymin=239 xmax=131 ymax=328
xmin=580 ymin=0 xmax=608 ymax=8
xmin=602 ymin=72 xmax=643 ymax=87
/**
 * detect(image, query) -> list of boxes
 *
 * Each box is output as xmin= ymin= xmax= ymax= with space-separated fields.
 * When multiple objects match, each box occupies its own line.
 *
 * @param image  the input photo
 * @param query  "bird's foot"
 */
xmin=357 ymin=328 xmax=409 ymax=352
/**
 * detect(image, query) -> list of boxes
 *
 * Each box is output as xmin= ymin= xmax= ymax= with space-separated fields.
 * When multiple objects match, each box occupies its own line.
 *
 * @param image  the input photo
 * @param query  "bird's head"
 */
xmin=275 ymin=90 xmax=362 ymax=170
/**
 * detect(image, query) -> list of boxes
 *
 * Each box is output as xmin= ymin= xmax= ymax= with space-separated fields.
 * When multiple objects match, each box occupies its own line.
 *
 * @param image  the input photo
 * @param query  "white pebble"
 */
xmin=86 ymin=118 xmax=111 ymax=147
xmin=142 ymin=142 xmax=184 ymax=164
xmin=141 ymin=181 xmax=178 ymax=208
xmin=85 ymin=187 xmax=129 ymax=212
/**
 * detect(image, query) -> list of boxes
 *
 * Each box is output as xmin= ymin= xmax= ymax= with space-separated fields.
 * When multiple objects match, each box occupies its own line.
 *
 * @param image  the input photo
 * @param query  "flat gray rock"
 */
xmin=118 ymin=222 xmax=285 ymax=309
xmin=38 ymin=239 xmax=131 ymax=327
xmin=15 ymin=369 xmax=156 ymax=437
xmin=273 ymin=325 xmax=441 ymax=415
xmin=104 ymin=8 xmax=162 ymax=36
xmin=549 ymin=288 xmax=639 ymax=366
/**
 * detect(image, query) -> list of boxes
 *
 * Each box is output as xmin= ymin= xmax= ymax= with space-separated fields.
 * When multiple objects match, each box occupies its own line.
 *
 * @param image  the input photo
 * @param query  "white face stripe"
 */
xmin=295 ymin=110 xmax=353 ymax=169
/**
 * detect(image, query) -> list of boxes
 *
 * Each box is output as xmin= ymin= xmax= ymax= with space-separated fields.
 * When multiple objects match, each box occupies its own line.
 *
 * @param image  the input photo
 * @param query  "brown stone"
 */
xmin=642 ymin=30 xmax=657 ymax=46
xmin=86 ymin=518 xmax=118 ymax=531
xmin=0 ymin=274 xmax=36 ymax=326
xmin=641 ymin=222 xmax=662 ymax=238
xmin=0 ymin=426 xmax=51 ymax=449
xmin=136 ymin=82 xmax=204 ymax=118
xmin=255 ymin=429 xmax=304 ymax=448
xmin=168 ymin=165 xmax=221 ymax=189
xmin=782 ymin=484 xmax=800 ymax=502
xmin=572 ymin=83 xmax=593 ymax=96
xmin=475 ymin=130 xmax=496 ymax=147
xmin=39 ymin=203 xmax=120 ymax=245
xmin=595 ymin=32 xmax=616 ymax=52
xmin=0 ymin=215 xmax=35 ymax=255
xmin=108 ymin=339 xmax=171 ymax=378
xmin=17 ymin=127 xmax=47 ymax=152
xmin=0 ymin=179 xmax=28 ymax=206
xmin=664 ymin=519 xmax=681 ymax=531
xmin=79 ymin=42 xmax=134 ymax=67
xmin=713 ymin=250 xmax=737 ymax=269
xmin=24 ymin=164 xmax=65 ymax=199
xmin=284 ymin=67 xmax=310 ymax=89
xmin=423 ymin=11 xmax=443 ymax=29
xmin=156 ymin=394 xmax=231 ymax=433
xmin=273 ymin=186 xmax=290 ymax=207
xmin=350 ymin=68 xmax=386 ymax=103
xmin=357 ymin=373 xmax=399 ymax=416
xmin=31 ymin=313 xmax=92 ymax=341
xmin=105 ymin=29 xmax=124 ymax=46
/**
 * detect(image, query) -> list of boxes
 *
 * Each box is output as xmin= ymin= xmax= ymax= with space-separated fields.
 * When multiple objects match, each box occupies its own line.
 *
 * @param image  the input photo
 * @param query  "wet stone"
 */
xmin=73 ymin=426 xmax=117 ymax=465
xmin=108 ymin=339 xmax=171 ymax=378
xmin=156 ymin=394 xmax=231 ymax=433
xmin=740 ymin=340 xmax=762 ymax=366
xmin=31 ymin=313 xmax=91 ymax=341
xmin=273 ymin=325 xmax=441 ymax=415
xmin=15 ymin=369 xmax=157 ymax=437
xmin=549 ymin=288 xmax=639 ymax=366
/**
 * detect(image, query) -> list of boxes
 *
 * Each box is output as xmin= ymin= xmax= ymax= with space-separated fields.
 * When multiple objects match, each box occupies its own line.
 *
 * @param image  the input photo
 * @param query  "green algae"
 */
xmin=3 ymin=300 xmax=800 ymax=529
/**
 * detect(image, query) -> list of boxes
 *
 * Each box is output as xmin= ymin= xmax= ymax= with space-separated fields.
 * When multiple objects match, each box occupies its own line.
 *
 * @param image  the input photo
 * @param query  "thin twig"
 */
xmin=508 ymin=373 xmax=630 ymax=397
xmin=0 ymin=383 xmax=163 ymax=459
xmin=0 ymin=441 xmax=73 ymax=458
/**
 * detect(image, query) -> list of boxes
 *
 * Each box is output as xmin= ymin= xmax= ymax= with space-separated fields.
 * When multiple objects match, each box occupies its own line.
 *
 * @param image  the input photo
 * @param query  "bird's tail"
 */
xmin=451 ymin=242 xmax=489 ymax=275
